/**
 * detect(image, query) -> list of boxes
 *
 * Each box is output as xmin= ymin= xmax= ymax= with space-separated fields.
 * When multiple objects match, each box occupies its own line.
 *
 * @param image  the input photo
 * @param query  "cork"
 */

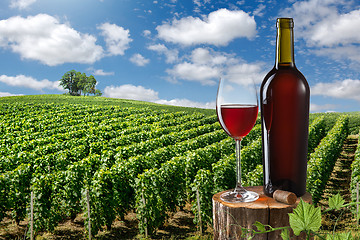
xmin=273 ymin=190 xmax=297 ymax=205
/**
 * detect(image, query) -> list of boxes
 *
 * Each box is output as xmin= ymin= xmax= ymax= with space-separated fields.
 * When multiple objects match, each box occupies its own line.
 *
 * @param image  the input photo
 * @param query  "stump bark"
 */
xmin=213 ymin=186 xmax=312 ymax=240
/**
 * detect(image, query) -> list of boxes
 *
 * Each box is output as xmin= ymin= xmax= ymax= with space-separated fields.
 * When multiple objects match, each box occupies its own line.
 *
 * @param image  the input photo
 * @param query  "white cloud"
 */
xmin=166 ymin=62 xmax=221 ymax=85
xmin=104 ymin=84 xmax=215 ymax=109
xmin=148 ymin=44 xmax=167 ymax=52
xmin=10 ymin=0 xmax=36 ymax=9
xmin=103 ymin=84 xmax=159 ymax=101
xmin=281 ymin=0 xmax=360 ymax=63
xmin=156 ymin=8 xmax=256 ymax=46
xmin=224 ymin=63 xmax=265 ymax=85
xmin=165 ymin=48 xmax=226 ymax=85
xmin=313 ymin=45 xmax=360 ymax=63
xmin=0 ymin=91 xmax=24 ymax=97
xmin=143 ymin=30 xmax=151 ymax=37
xmin=165 ymin=47 xmax=265 ymax=86
xmin=310 ymin=103 xmax=338 ymax=112
xmin=130 ymin=53 xmax=150 ymax=66
xmin=0 ymin=14 xmax=104 ymax=66
xmin=148 ymin=44 xmax=179 ymax=63
xmin=311 ymin=79 xmax=360 ymax=101
xmin=191 ymin=48 xmax=230 ymax=66
xmin=0 ymin=74 xmax=62 ymax=91
xmin=98 ymin=22 xmax=132 ymax=56
xmin=280 ymin=0 xmax=339 ymax=31
xmin=309 ymin=9 xmax=360 ymax=47
xmin=253 ymin=4 xmax=266 ymax=17
xmin=193 ymin=0 xmax=210 ymax=7
xmin=103 ymin=84 xmax=214 ymax=109
xmin=91 ymin=69 xmax=114 ymax=76
xmin=155 ymin=99 xmax=215 ymax=109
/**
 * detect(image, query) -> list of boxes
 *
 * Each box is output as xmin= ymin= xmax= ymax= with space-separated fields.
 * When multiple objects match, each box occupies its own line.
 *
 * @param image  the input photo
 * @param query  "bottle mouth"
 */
xmin=277 ymin=18 xmax=294 ymax=28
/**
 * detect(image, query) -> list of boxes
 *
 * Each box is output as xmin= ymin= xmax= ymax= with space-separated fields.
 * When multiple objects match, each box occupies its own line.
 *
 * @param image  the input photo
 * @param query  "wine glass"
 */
xmin=216 ymin=77 xmax=259 ymax=203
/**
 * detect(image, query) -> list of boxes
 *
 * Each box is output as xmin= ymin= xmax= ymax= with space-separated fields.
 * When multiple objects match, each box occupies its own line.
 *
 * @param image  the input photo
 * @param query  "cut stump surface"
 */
xmin=213 ymin=186 xmax=312 ymax=240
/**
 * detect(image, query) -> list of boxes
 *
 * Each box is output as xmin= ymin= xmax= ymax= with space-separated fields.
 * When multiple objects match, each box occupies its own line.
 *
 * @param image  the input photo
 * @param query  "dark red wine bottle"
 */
xmin=260 ymin=18 xmax=310 ymax=197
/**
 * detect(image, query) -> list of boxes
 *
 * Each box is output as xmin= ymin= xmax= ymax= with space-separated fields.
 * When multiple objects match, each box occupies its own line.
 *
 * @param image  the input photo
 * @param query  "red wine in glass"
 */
xmin=219 ymin=104 xmax=258 ymax=140
xmin=216 ymin=78 xmax=259 ymax=203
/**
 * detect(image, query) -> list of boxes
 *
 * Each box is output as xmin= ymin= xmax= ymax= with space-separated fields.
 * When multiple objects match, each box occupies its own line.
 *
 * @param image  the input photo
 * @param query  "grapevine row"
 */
xmin=0 ymin=109 xmax=213 ymax=225
xmin=307 ymin=115 xmax=349 ymax=204
xmin=86 ymin=129 xmax=231 ymax=235
xmin=1 ymin=112 xmax=209 ymax=173
xmin=0 ymin=105 xmax=152 ymax=137
xmin=14 ymin=127 xmax=228 ymax=233
xmin=134 ymin=137 xmax=234 ymax=235
xmin=0 ymin=109 xmax=189 ymax=157
xmin=189 ymin=137 xmax=262 ymax=229
xmin=350 ymin=131 xmax=360 ymax=212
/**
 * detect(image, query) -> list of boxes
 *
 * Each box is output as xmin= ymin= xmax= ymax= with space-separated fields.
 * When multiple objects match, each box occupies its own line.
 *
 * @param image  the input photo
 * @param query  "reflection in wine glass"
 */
xmin=216 ymin=77 xmax=259 ymax=203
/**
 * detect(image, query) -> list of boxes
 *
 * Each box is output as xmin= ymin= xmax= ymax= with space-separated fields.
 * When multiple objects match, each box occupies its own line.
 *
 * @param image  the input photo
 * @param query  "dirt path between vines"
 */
xmin=0 ymin=204 xmax=212 ymax=240
xmin=319 ymin=134 xmax=359 ymax=231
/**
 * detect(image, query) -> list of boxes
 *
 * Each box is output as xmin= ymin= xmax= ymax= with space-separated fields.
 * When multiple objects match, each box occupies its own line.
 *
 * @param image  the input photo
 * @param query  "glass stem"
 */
xmin=235 ymin=139 xmax=244 ymax=192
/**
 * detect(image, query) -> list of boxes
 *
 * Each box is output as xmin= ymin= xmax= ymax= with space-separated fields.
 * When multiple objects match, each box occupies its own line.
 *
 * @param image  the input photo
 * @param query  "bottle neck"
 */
xmin=275 ymin=18 xmax=295 ymax=68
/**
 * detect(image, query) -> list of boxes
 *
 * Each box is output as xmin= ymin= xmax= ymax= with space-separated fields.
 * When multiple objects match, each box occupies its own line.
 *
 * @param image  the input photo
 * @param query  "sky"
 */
xmin=0 ymin=0 xmax=360 ymax=113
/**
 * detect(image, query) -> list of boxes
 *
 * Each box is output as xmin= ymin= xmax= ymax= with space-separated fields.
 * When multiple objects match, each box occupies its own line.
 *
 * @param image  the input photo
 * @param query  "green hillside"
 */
xmin=0 ymin=94 xmax=216 ymax=116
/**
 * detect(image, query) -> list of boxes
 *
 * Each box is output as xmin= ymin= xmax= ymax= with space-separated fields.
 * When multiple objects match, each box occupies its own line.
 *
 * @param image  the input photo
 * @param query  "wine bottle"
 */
xmin=260 ymin=18 xmax=310 ymax=197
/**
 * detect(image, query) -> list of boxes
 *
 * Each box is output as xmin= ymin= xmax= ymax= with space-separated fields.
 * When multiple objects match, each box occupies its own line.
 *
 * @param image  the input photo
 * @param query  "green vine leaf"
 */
xmin=253 ymin=221 xmax=266 ymax=232
xmin=288 ymin=199 xmax=321 ymax=236
xmin=280 ymin=228 xmax=290 ymax=240
xmin=328 ymin=193 xmax=345 ymax=210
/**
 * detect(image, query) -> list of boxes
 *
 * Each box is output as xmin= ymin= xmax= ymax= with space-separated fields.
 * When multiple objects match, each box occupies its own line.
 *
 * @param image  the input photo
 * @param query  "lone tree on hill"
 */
xmin=59 ymin=70 xmax=102 ymax=96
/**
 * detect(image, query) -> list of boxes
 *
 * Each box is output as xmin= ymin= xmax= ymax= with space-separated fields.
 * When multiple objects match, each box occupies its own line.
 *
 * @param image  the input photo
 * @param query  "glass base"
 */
xmin=220 ymin=189 xmax=259 ymax=203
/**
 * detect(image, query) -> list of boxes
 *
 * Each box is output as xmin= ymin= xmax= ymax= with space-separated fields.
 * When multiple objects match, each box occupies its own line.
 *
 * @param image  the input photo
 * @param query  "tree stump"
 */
xmin=213 ymin=186 xmax=312 ymax=240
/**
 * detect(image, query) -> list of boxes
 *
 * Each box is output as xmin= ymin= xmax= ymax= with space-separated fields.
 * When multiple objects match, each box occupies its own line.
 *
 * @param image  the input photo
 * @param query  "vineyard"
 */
xmin=0 ymin=95 xmax=360 ymax=239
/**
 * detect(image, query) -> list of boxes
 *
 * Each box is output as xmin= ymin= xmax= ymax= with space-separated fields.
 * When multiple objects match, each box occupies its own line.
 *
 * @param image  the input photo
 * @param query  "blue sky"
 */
xmin=0 ymin=0 xmax=360 ymax=112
